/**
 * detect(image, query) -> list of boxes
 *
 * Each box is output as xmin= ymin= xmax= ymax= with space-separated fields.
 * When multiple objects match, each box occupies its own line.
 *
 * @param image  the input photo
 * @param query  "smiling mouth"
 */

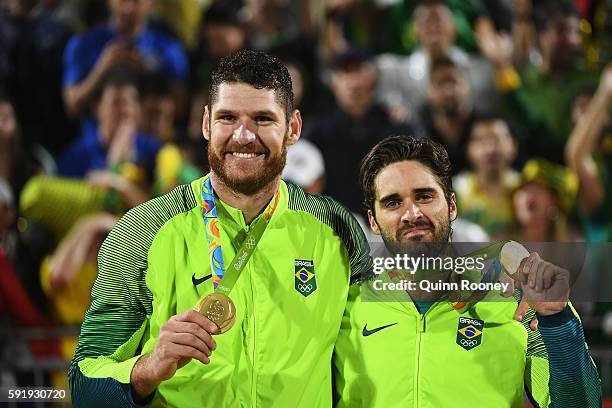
xmin=227 ymin=152 xmax=264 ymax=159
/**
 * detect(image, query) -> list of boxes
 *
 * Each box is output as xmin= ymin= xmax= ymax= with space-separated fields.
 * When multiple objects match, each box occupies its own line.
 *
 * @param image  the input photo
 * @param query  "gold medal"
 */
xmin=195 ymin=293 xmax=236 ymax=334
xmin=500 ymin=241 xmax=530 ymax=277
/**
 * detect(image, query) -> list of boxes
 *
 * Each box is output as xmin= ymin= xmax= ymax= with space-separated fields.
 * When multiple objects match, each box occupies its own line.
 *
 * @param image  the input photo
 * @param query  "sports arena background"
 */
xmin=0 ymin=0 xmax=611 ymax=406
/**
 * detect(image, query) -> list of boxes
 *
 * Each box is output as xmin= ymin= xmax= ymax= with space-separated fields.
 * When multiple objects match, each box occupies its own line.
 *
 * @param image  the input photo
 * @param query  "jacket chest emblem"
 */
xmin=456 ymin=316 xmax=484 ymax=350
xmin=294 ymin=259 xmax=317 ymax=297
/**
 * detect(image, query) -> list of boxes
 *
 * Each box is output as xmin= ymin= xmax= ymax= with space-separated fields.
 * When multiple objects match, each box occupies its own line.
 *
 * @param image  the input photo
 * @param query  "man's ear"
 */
xmin=368 ymin=210 xmax=381 ymax=235
xmin=202 ymin=106 xmax=211 ymax=141
xmin=286 ymin=109 xmax=302 ymax=146
xmin=449 ymin=192 xmax=458 ymax=221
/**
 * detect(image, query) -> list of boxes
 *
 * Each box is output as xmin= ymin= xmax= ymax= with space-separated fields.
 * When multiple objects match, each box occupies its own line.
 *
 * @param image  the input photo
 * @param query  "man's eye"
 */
xmin=219 ymin=115 xmax=235 ymax=122
xmin=385 ymin=200 xmax=401 ymax=209
xmin=255 ymin=116 xmax=273 ymax=124
xmin=416 ymin=194 xmax=433 ymax=202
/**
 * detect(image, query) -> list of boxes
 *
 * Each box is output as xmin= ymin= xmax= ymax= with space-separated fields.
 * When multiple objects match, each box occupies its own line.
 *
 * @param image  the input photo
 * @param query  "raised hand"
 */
xmin=476 ymin=25 xmax=514 ymax=69
xmin=516 ymin=252 xmax=570 ymax=316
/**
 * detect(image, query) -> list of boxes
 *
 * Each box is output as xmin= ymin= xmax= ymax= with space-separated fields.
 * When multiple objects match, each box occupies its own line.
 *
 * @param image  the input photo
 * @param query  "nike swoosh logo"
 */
xmin=362 ymin=323 xmax=398 ymax=337
xmin=192 ymin=273 xmax=212 ymax=286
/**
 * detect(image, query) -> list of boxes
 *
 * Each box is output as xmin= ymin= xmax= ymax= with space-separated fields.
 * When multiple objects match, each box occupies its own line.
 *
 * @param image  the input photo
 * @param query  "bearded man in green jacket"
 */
xmin=69 ymin=50 xmax=371 ymax=408
xmin=333 ymin=136 xmax=601 ymax=407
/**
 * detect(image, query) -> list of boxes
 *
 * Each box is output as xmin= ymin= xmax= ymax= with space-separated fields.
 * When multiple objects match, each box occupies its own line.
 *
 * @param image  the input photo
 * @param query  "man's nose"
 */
xmin=232 ymin=124 xmax=256 ymax=145
xmin=400 ymin=202 xmax=424 ymax=223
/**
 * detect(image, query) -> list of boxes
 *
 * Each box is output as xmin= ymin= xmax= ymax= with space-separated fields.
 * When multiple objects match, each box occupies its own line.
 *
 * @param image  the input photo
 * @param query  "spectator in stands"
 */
xmin=0 ymin=97 xmax=55 ymax=305
xmin=454 ymin=116 xmax=519 ymax=240
xmin=244 ymin=0 xmax=315 ymax=51
xmin=188 ymin=1 xmax=247 ymax=141
xmin=0 ymin=94 xmax=54 ymax=199
xmin=58 ymin=69 xmax=161 ymax=181
xmin=512 ymin=159 xmax=580 ymax=243
xmin=478 ymin=0 xmax=599 ymax=163
xmin=44 ymin=212 xmax=117 ymax=298
xmin=306 ymin=47 xmax=414 ymax=216
xmin=0 ymin=177 xmax=59 ymax=363
xmin=420 ymin=56 xmax=478 ymax=174
xmin=565 ymin=65 xmax=612 ymax=321
xmin=281 ymin=138 xmax=376 ymax=239
xmin=278 ymin=55 xmax=335 ymax=136
xmin=197 ymin=1 xmax=247 ymax=64
xmin=62 ymin=0 xmax=188 ymax=120
xmin=376 ymin=0 xmax=496 ymax=122
xmin=0 ymin=0 xmax=74 ymax=155
xmin=139 ymin=74 xmax=176 ymax=142
xmin=566 ymin=66 xmax=612 ymax=243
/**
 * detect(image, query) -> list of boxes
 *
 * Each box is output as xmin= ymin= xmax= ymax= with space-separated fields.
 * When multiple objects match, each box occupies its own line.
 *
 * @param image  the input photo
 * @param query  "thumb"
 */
xmin=514 ymin=299 xmax=530 ymax=322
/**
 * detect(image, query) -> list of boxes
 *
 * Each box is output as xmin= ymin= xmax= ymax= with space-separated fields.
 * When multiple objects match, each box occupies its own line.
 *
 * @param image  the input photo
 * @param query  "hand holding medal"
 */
xmin=130 ymin=309 xmax=219 ymax=400
xmin=500 ymin=241 xmax=570 ymax=317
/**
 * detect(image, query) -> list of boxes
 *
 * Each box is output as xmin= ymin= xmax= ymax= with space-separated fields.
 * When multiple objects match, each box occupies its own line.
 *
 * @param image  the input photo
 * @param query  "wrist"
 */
xmin=130 ymin=354 xmax=160 ymax=401
xmin=536 ymin=304 xmax=572 ymax=326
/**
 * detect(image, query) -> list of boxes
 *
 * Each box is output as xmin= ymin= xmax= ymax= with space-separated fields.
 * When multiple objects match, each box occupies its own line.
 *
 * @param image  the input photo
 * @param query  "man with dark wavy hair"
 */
xmin=333 ymin=135 xmax=601 ymax=407
xmin=70 ymin=50 xmax=371 ymax=407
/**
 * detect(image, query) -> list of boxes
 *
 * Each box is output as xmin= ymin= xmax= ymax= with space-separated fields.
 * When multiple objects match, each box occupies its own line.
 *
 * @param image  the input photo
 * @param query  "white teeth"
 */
xmin=232 ymin=152 xmax=259 ymax=158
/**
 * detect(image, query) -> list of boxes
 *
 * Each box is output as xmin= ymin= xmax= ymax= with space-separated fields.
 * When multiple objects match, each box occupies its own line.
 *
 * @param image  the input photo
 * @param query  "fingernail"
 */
xmin=212 ymin=341 xmax=217 ymax=349
xmin=517 ymin=315 xmax=522 ymax=320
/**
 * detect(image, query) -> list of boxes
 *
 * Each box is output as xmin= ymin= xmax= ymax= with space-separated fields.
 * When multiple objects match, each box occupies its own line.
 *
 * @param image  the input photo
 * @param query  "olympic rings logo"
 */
xmin=460 ymin=339 xmax=478 ymax=347
xmin=297 ymin=284 xmax=313 ymax=293
xmin=245 ymin=237 xmax=256 ymax=249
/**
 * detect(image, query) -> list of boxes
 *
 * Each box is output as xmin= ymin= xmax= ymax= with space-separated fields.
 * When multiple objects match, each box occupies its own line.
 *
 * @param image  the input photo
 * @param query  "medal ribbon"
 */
xmin=446 ymin=240 xmax=510 ymax=312
xmin=201 ymin=176 xmax=280 ymax=294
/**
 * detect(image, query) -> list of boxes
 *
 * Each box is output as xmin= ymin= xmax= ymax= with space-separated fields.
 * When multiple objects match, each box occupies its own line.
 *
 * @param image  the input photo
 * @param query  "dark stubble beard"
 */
xmin=381 ymin=211 xmax=452 ymax=259
xmin=208 ymin=132 xmax=288 ymax=196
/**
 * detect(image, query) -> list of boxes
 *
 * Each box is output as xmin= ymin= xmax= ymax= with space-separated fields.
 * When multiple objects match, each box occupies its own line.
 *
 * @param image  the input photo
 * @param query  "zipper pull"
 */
xmin=418 ymin=314 xmax=426 ymax=333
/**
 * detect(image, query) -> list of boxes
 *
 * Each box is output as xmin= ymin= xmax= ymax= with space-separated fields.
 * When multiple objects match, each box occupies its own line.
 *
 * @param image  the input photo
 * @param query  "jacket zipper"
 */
xmin=246 ymin=224 xmax=257 ymax=407
xmin=415 ymin=311 xmax=426 ymax=408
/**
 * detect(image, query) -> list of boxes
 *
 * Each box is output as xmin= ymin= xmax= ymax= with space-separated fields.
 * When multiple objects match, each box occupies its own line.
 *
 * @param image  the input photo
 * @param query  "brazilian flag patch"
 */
xmin=294 ymin=259 xmax=317 ymax=297
xmin=456 ymin=317 xmax=484 ymax=351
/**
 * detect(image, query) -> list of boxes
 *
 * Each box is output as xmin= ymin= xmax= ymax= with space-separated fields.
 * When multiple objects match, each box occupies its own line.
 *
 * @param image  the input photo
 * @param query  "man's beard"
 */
xmin=208 ymin=133 xmax=288 ymax=195
xmin=380 ymin=213 xmax=452 ymax=259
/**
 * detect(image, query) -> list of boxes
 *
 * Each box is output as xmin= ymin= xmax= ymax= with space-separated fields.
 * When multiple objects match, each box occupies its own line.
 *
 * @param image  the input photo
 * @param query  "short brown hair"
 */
xmin=209 ymin=49 xmax=294 ymax=123
xmin=360 ymin=136 xmax=453 ymax=215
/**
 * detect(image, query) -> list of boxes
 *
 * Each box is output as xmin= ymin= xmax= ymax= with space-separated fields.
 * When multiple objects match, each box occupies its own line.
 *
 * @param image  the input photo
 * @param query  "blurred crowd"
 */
xmin=0 ymin=0 xmax=611 ymax=395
